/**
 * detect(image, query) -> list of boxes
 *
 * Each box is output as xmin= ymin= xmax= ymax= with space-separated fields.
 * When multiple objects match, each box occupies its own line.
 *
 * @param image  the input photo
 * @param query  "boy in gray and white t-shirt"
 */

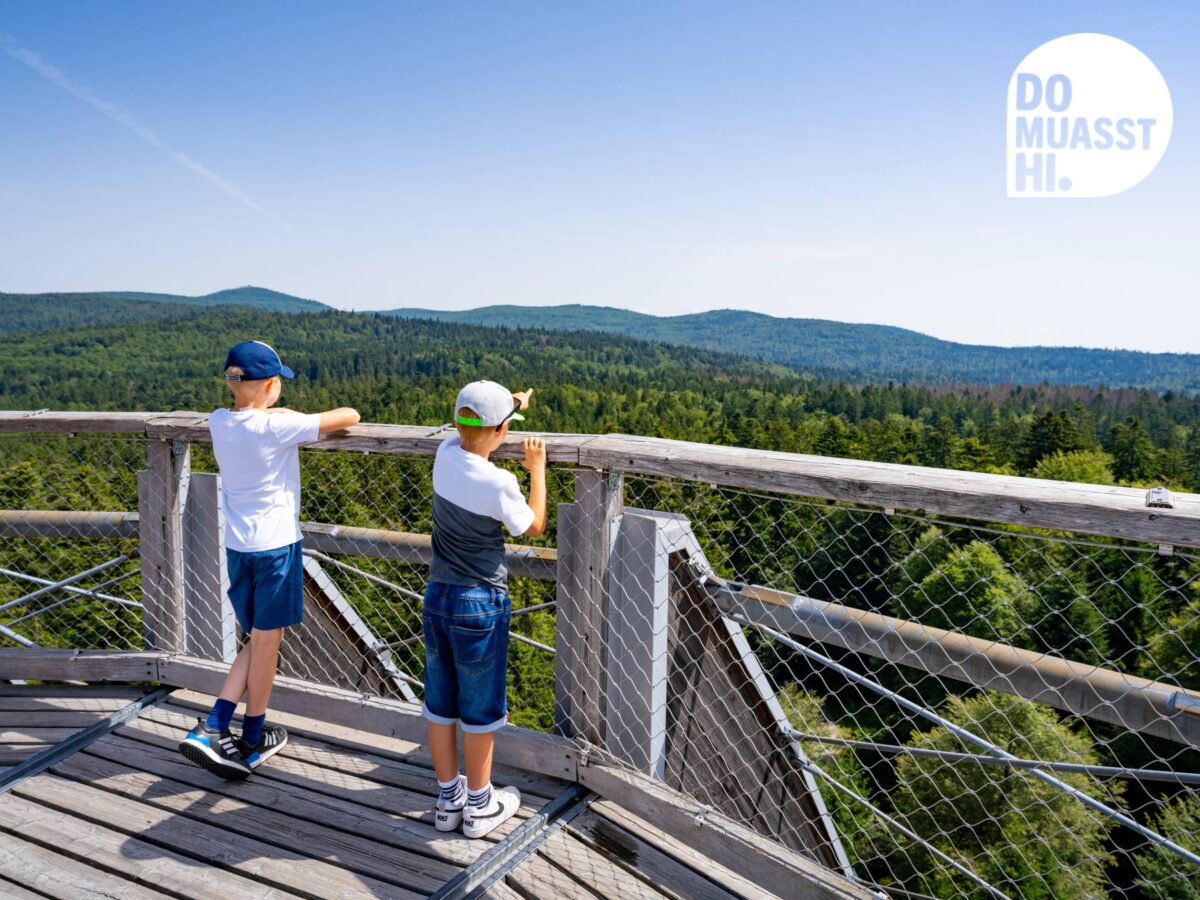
xmin=423 ymin=380 xmax=546 ymax=838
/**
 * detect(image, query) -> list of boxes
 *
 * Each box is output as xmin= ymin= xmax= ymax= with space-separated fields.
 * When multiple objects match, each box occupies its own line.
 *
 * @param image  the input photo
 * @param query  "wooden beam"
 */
xmin=156 ymin=654 xmax=578 ymax=782
xmin=718 ymin=582 xmax=1200 ymax=747
xmin=181 ymin=473 xmax=236 ymax=662
xmin=138 ymin=441 xmax=188 ymax=652
xmin=0 ymin=510 xmax=138 ymax=539
xmin=0 ymin=412 xmax=593 ymax=463
xmin=144 ymin=416 xmax=595 ymax=463
xmin=578 ymin=433 xmax=1200 ymax=547
xmin=0 ymin=650 xmax=159 ymax=682
xmin=576 ymin=762 xmax=874 ymax=899
xmin=6 ymin=410 xmax=1199 ymax=546
xmin=0 ymin=510 xmax=556 ymax=580
xmin=554 ymin=469 xmax=622 ymax=743
xmin=302 ymin=522 xmax=557 ymax=581
xmin=0 ymin=410 xmax=200 ymax=434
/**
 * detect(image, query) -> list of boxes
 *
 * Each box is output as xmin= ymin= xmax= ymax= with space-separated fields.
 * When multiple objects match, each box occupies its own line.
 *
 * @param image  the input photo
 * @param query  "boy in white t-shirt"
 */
xmin=424 ymin=380 xmax=546 ymax=838
xmin=178 ymin=340 xmax=359 ymax=779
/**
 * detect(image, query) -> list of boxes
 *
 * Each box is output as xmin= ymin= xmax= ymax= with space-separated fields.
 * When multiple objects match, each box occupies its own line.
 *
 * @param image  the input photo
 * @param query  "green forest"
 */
xmin=4 ymin=285 xmax=1199 ymax=391
xmin=2 ymin=303 xmax=1199 ymax=898
xmin=387 ymin=303 xmax=1200 ymax=394
xmin=4 ymin=305 xmax=1200 ymax=490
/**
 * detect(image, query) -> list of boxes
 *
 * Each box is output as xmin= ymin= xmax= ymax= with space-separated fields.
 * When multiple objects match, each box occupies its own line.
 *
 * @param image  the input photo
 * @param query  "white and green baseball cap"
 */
xmin=455 ymin=380 xmax=525 ymax=428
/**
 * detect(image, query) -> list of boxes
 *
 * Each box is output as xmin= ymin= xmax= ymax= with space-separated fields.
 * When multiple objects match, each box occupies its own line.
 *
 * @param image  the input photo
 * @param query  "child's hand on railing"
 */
xmin=521 ymin=437 xmax=546 ymax=473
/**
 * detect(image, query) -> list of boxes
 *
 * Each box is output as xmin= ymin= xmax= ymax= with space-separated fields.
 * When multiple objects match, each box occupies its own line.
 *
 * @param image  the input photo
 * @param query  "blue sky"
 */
xmin=1 ymin=2 xmax=1196 ymax=351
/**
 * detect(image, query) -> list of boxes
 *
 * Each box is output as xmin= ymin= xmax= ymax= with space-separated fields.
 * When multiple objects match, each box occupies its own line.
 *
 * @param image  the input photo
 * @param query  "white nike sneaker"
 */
xmin=435 ymin=774 xmax=468 ymax=833
xmin=463 ymin=785 xmax=521 ymax=839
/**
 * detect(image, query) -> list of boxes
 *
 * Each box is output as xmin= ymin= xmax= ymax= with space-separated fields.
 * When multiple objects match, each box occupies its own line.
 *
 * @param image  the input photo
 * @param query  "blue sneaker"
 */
xmin=237 ymin=723 xmax=288 ymax=770
xmin=178 ymin=717 xmax=251 ymax=779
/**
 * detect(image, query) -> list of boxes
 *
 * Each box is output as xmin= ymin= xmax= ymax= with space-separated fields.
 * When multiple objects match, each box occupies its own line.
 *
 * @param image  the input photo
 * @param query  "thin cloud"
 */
xmin=0 ymin=31 xmax=276 ymax=222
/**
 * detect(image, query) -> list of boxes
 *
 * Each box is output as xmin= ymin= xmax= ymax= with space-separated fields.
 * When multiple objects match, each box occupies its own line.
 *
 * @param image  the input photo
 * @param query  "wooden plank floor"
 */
xmin=0 ymin=683 xmax=144 ymax=770
xmin=0 ymin=685 xmax=784 ymax=898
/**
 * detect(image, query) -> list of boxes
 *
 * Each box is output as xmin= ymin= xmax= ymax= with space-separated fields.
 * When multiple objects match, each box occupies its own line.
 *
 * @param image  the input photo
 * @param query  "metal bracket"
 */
xmin=693 ymin=803 xmax=711 ymax=828
xmin=1158 ymin=544 xmax=1175 ymax=557
xmin=684 ymin=553 xmax=716 ymax=585
xmin=1 ymin=687 xmax=174 ymax=794
xmin=1146 ymin=486 xmax=1175 ymax=509
xmin=579 ymin=741 xmax=592 ymax=767
xmin=605 ymin=470 xmax=623 ymax=493
xmin=22 ymin=408 xmax=50 ymax=417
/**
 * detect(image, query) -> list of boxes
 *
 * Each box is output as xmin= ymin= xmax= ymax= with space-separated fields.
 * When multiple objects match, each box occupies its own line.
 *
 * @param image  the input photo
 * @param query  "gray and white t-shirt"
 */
xmin=430 ymin=435 xmax=536 ymax=589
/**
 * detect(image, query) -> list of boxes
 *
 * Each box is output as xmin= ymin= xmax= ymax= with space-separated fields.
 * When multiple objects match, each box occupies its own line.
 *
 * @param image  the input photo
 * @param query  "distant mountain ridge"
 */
xmin=94 ymin=286 xmax=328 ymax=311
xmin=385 ymin=304 xmax=1200 ymax=393
xmin=1 ymin=288 xmax=1195 ymax=392
xmin=0 ymin=286 xmax=327 ymax=334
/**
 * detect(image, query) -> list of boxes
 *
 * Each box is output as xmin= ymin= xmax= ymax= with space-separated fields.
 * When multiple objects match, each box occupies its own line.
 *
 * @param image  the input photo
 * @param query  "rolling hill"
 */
xmin=0 ymin=286 xmax=326 ymax=334
xmin=2 ymin=287 xmax=1196 ymax=392
xmin=95 ymin=286 xmax=327 ymax=312
xmin=385 ymin=305 xmax=1200 ymax=394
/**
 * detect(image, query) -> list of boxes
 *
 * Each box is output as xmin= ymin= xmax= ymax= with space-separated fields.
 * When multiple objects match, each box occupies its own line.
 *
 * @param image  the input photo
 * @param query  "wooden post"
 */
xmin=554 ymin=468 xmax=622 ymax=743
xmin=181 ymin=472 xmax=236 ymax=662
xmin=604 ymin=511 xmax=673 ymax=778
xmin=137 ymin=440 xmax=189 ymax=652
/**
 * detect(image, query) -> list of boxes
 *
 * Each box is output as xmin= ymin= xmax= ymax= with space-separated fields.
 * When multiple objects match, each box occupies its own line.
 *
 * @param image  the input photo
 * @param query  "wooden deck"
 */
xmin=0 ymin=685 xmax=784 ymax=898
xmin=0 ymin=684 xmax=147 ymax=770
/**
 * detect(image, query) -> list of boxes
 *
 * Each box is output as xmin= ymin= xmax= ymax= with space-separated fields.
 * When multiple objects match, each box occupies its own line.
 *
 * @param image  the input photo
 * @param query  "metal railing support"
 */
xmin=0 ymin=567 xmax=141 ymax=609
xmin=712 ymin=580 xmax=1200 ymax=747
xmin=0 ymin=554 xmax=133 ymax=615
xmin=748 ymin=619 xmax=1200 ymax=868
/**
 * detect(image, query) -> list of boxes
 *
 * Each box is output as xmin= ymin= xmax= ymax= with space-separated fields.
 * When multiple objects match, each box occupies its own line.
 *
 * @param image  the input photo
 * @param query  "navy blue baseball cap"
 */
xmin=224 ymin=341 xmax=295 ymax=381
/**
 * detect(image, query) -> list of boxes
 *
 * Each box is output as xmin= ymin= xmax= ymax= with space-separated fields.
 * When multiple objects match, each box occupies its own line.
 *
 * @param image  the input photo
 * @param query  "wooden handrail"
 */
xmin=2 ymin=410 xmax=1198 ymax=546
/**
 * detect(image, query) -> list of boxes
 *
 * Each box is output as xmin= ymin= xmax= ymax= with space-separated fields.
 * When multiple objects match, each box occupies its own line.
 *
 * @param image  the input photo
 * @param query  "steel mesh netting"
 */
xmin=0 ymin=434 xmax=146 ymax=651
xmin=615 ymin=473 xmax=1200 ymax=900
xmin=181 ymin=444 xmax=572 ymax=732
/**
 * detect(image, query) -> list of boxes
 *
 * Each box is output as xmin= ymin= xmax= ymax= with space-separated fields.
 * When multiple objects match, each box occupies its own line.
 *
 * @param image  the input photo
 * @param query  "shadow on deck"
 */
xmin=0 ymin=683 xmax=862 ymax=899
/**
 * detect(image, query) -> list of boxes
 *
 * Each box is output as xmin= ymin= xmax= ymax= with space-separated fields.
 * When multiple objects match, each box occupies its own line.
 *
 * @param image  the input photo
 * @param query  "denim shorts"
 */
xmin=421 ymin=581 xmax=511 ymax=733
xmin=226 ymin=540 xmax=305 ymax=632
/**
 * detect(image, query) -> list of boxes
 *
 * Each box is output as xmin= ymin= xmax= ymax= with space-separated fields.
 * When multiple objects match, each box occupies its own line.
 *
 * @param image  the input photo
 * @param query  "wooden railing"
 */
xmin=3 ymin=409 xmax=1196 ymax=547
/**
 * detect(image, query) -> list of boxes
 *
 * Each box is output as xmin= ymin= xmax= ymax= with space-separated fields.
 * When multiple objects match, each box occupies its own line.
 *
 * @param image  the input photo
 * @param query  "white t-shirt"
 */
xmin=430 ymin=435 xmax=536 ymax=587
xmin=209 ymin=407 xmax=321 ymax=553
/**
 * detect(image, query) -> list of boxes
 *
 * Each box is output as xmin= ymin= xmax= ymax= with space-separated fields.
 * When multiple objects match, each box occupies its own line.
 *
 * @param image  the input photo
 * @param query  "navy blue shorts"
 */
xmin=226 ymin=540 xmax=305 ymax=632
xmin=421 ymin=581 xmax=511 ymax=733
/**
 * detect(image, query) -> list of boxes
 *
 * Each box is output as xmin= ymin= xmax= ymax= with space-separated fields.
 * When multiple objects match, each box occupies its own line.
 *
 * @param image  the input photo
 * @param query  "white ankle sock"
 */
xmin=439 ymin=774 xmax=465 ymax=808
xmin=467 ymin=782 xmax=494 ymax=814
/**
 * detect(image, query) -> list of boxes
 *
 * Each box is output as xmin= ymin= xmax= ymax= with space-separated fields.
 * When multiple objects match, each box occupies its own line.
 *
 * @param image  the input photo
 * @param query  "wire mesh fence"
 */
xmin=0 ymin=434 xmax=145 ymax=650
xmin=620 ymin=474 xmax=1200 ymax=900
xmin=2 ymin=426 xmax=1198 ymax=899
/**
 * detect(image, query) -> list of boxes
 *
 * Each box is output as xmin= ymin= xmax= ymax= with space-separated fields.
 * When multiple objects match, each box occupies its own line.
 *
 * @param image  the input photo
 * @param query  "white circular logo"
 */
xmin=1006 ymin=33 xmax=1172 ymax=198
